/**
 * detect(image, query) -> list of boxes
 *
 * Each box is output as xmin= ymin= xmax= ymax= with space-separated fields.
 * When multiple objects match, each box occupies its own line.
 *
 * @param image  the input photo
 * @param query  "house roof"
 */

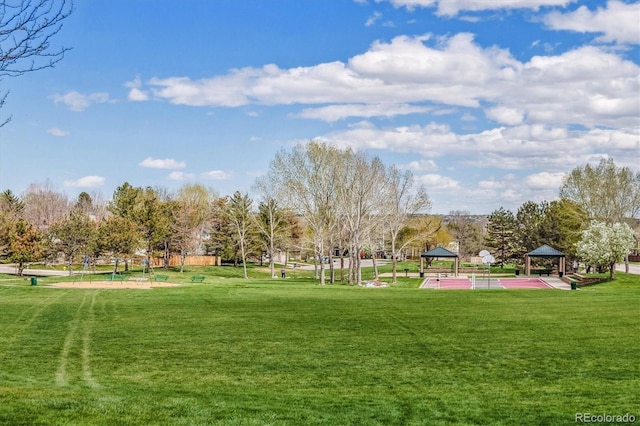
xmin=526 ymin=244 xmax=565 ymax=257
xmin=421 ymin=246 xmax=458 ymax=258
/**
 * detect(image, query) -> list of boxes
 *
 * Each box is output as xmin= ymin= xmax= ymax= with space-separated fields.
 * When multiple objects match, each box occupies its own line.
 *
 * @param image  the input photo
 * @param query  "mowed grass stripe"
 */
xmin=0 ymin=281 xmax=638 ymax=425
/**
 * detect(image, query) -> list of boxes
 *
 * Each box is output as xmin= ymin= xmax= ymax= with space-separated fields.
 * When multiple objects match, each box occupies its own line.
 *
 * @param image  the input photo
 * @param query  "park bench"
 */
xmin=155 ymin=274 xmax=169 ymax=282
xmin=190 ymin=275 xmax=205 ymax=283
xmin=534 ymin=269 xmax=552 ymax=276
xmin=106 ymin=273 xmax=125 ymax=281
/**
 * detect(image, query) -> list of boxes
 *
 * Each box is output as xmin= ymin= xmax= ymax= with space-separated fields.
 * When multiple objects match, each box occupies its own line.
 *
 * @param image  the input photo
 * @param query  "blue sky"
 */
xmin=1 ymin=0 xmax=638 ymax=214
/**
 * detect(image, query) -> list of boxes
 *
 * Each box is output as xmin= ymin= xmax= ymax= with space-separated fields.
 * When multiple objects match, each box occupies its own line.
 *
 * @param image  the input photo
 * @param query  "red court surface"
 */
xmin=422 ymin=277 xmax=553 ymax=290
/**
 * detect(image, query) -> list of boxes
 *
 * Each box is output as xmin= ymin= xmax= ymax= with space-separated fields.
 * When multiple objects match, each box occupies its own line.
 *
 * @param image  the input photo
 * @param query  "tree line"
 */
xmin=484 ymin=158 xmax=639 ymax=279
xmin=0 ymin=142 xmax=441 ymax=285
xmin=1 ymin=147 xmax=638 ymax=282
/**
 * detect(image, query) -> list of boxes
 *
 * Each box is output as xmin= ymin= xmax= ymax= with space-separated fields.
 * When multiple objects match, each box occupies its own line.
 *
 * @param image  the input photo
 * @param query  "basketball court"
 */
xmin=420 ymin=276 xmax=559 ymax=290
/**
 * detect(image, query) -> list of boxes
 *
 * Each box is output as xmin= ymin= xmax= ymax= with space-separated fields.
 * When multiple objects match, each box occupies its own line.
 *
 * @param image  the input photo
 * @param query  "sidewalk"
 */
xmin=0 ymin=265 xmax=74 ymax=277
xmin=541 ymin=277 xmax=572 ymax=290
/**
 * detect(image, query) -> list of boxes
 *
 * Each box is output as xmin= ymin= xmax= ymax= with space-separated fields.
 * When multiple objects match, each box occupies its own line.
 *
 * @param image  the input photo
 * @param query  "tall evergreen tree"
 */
xmin=484 ymin=207 xmax=516 ymax=267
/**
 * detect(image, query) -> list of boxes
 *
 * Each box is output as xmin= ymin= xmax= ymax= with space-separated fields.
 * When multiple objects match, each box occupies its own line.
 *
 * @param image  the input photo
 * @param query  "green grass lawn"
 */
xmin=0 ymin=270 xmax=638 ymax=425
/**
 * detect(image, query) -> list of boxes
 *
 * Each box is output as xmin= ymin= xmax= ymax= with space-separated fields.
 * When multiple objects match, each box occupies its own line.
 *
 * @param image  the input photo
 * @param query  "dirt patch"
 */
xmin=47 ymin=280 xmax=181 ymax=289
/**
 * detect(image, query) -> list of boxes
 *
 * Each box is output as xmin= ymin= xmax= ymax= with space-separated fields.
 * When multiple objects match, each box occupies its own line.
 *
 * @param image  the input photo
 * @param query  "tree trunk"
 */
xmin=372 ymin=254 xmax=379 ymax=280
xmin=269 ymin=244 xmax=275 ymax=279
xmin=240 ymin=239 xmax=248 ymax=279
xmin=391 ymin=240 xmax=398 ymax=284
xmin=625 ymin=254 xmax=629 ymax=273
xmin=609 ymin=263 xmax=615 ymax=280
xmin=68 ymin=255 xmax=73 ymax=276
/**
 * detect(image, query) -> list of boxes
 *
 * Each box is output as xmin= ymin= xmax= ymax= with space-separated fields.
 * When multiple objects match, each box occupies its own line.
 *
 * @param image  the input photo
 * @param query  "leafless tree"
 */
xmin=21 ymin=180 xmax=70 ymax=231
xmin=268 ymin=141 xmax=341 ymax=285
xmin=227 ymin=191 xmax=254 ymax=279
xmin=383 ymin=166 xmax=431 ymax=283
xmin=1 ymin=0 xmax=73 ymax=125
xmin=560 ymin=158 xmax=640 ymax=223
xmin=338 ymin=151 xmax=387 ymax=285
xmin=171 ymin=184 xmax=213 ymax=273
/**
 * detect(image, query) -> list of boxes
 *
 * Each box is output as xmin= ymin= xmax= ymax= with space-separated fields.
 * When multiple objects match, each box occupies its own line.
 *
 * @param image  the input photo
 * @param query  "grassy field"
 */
xmin=0 ymin=267 xmax=638 ymax=425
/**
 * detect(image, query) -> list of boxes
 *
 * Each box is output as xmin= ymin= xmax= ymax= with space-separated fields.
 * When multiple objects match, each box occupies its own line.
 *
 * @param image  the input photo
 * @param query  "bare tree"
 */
xmin=1 ymin=0 xmax=74 ymax=125
xmin=21 ymin=180 xmax=70 ymax=231
xmin=253 ymin=176 xmax=290 ymax=278
xmin=268 ymin=142 xmax=341 ymax=285
xmin=171 ymin=184 xmax=212 ymax=273
xmin=384 ymin=167 xmax=431 ymax=283
xmin=338 ymin=151 xmax=387 ymax=285
xmin=227 ymin=191 xmax=253 ymax=279
xmin=560 ymin=158 xmax=640 ymax=223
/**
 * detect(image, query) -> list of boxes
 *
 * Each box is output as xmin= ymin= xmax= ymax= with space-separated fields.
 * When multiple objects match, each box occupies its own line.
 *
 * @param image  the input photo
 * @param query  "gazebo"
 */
xmin=524 ymin=244 xmax=566 ymax=276
xmin=420 ymin=246 xmax=459 ymax=277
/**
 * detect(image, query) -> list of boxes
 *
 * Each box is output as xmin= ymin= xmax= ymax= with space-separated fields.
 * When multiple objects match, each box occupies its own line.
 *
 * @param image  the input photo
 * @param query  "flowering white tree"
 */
xmin=576 ymin=221 xmax=635 ymax=280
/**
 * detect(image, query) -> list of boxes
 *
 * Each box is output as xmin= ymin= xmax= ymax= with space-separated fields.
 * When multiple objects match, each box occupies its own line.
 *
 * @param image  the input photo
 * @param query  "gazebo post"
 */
xmin=525 ymin=255 xmax=531 ymax=276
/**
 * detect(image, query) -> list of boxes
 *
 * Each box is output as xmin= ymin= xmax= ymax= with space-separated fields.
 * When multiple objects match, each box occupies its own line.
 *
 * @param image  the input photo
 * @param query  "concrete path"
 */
xmin=615 ymin=263 xmax=640 ymax=275
xmin=540 ymin=276 xmax=573 ymax=290
xmin=0 ymin=265 xmax=74 ymax=277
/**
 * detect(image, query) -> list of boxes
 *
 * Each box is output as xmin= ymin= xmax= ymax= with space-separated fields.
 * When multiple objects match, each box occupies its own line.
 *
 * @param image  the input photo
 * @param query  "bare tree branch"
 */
xmin=0 ymin=0 xmax=73 ymax=125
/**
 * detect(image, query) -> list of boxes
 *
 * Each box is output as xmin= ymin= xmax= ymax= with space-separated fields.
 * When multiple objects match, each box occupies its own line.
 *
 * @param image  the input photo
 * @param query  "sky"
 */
xmin=0 ymin=0 xmax=638 ymax=215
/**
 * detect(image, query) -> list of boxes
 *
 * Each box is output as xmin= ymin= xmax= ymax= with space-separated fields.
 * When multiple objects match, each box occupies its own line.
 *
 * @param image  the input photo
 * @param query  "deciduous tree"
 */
xmin=576 ymin=221 xmax=635 ymax=280
xmin=6 ymin=219 xmax=41 ymax=275
xmin=227 ymin=191 xmax=253 ymax=279
xmin=171 ymin=184 xmax=212 ymax=272
xmin=49 ymin=209 xmax=96 ymax=275
xmin=385 ymin=167 xmax=431 ymax=283
xmin=560 ymin=158 xmax=640 ymax=222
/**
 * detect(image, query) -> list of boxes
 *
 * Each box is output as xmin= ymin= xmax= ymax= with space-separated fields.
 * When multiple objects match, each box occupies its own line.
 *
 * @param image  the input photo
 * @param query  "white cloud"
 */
xmin=125 ymin=76 xmax=150 ymax=101
xmin=64 ymin=176 xmax=105 ymax=188
xmin=366 ymin=11 xmax=382 ymax=26
xmin=135 ymin=33 xmax=639 ymax=129
xmin=544 ymin=1 xmax=640 ymax=45
xmin=47 ymin=128 xmax=69 ymax=137
xmin=417 ymin=173 xmax=460 ymax=190
xmin=525 ymin=171 xmax=566 ymax=189
xmin=319 ymin=122 xmax=639 ymax=173
xmin=401 ymin=159 xmax=439 ymax=171
xmin=296 ymin=103 xmax=431 ymax=122
xmin=51 ymin=91 xmax=114 ymax=111
xmin=168 ymin=171 xmax=196 ymax=180
xmin=478 ymin=179 xmax=506 ymax=190
xmin=321 ymin=121 xmax=457 ymax=155
xmin=383 ymin=0 xmax=576 ymax=16
xmin=139 ymin=157 xmax=186 ymax=169
xmin=201 ymin=170 xmax=231 ymax=180
xmin=128 ymin=88 xmax=149 ymax=101
xmin=485 ymin=106 xmax=524 ymax=125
